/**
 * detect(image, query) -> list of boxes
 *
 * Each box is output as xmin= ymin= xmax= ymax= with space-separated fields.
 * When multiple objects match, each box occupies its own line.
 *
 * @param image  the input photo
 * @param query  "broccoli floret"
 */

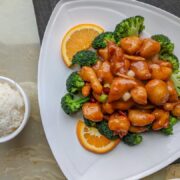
xmin=66 ymin=72 xmax=84 ymax=94
xmin=84 ymin=117 xmax=97 ymax=127
xmin=146 ymin=124 xmax=152 ymax=131
xmin=171 ymin=72 xmax=180 ymax=96
xmin=161 ymin=116 xmax=178 ymax=135
xmin=61 ymin=93 xmax=89 ymax=115
xmin=160 ymin=53 xmax=179 ymax=73
xmin=97 ymin=120 xmax=119 ymax=140
xmin=170 ymin=116 xmax=178 ymax=126
xmin=92 ymin=32 xmax=115 ymax=49
xmin=123 ymin=133 xmax=143 ymax=146
xmin=72 ymin=50 xmax=98 ymax=67
xmin=114 ymin=15 xmax=145 ymax=43
xmin=161 ymin=127 xmax=173 ymax=135
xmin=151 ymin=34 xmax=174 ymax=54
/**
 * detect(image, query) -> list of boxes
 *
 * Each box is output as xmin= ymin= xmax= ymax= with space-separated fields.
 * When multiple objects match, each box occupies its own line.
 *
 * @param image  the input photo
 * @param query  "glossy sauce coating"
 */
xmin=108 ymin=113 xmax=130 ymax=137
xmin=163 ymin=102 xmax=178 ymax=111
xmin=82 ymin=83 xmax=91 ymax=97
xmin=128 ymin=109 xmax=155 ymax=126
xmin=120 ymin=36 xmax=143 ymax=55
xmin=95 ymin=61 xmax=113 ymax=84
xmin=98 ymin=47 xmax=109 ymax=61
xmin=130 ymin=86 xmax=147 ymax=105
xmin=111 ymin=58 xmax=130 ymax=75
xmin=167 ymin=80 xmax=178 ymax=102
xmin=129 ymin=126 xmax=149 ymax=133
xmin=102 ymin=102 xmax=114 ymax=114
xmin=172 ymin=104 xmax=180 ymax=117
xmin=108 ymin=43 xmax=131 ymax=75
xmin=82 ymin=103 xmax=103 ymax=122
xmin=152 ymin=109 xmax=169 ymax=130
xmin=108 ymin=77 xmax=137 ymax=102
xmin=112 ymin=99 xmax=134 ymax=110
xmin=145 ymin=79 xmax=169 ymax=105
xmin=150 ymin=64 xmax=172 ymax=80
xmin=139 ymin=38 xmax=160 ymax=58
xmin=130 ymin=61 xmax=151 ymax=80
xmin=78 ymin=36 xmax=179 ymax=139
xmin=108 ymin=42 xmax=124 ymax=62
xmin=80 ymin=66 xmax=102 ymax=94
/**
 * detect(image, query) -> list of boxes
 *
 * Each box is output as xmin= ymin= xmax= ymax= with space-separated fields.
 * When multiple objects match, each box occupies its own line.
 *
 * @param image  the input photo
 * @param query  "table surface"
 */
xmin=33 ymin=0 xmax=180 ymax=41
xmin=0 ymin=0 xmax=179 ymax=179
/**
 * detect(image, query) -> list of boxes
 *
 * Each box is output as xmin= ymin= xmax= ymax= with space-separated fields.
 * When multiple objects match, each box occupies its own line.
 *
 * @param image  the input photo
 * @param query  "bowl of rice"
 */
xmin=0 ymin=76 xmax=30 ymax=143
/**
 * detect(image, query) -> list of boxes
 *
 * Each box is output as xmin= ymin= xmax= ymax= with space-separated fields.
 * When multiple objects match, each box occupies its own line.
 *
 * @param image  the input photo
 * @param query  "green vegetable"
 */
xmin=61 ymin=93 xmax=89 ymax=115
xmin=99 ymin=94 xmax=108 ymax=103
xmin=123 ymin=133 xmax=143 ymax=146
xmin=160 ymin=53 xmax=179 ymax=73
xmin=151 ymin=34 xmax=174 ymax=54
xmin=66 ymin=72 xmax=85 ymax=94
xmin=170 ymin=116 xmax=178 ymax=126
xmin=72 ymin=50 xmax=98 ymax=67
xmin=161 ymin=116 xmax=178 ymax=135
xmin=171 ymin=71 xmax=180 ymax=96
xmin=84 ymin=118 xmax=97 ymax=127
xmin=92 ymin=32 xmax=115 ymax=49
xmin=97 ymin=120 xmax=119 ymax=140
xmin=146 ymin=124 xmax=152 ymax=131
xmin=114 ymin=15 xmax=145 ymax=43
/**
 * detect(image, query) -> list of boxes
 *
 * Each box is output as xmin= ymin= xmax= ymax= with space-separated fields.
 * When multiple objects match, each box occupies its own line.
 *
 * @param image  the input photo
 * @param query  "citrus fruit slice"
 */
xmin=61 ymin=24 xmax=104 ymax=67
xmin=76 ymin=120 xmax=120 ymax=154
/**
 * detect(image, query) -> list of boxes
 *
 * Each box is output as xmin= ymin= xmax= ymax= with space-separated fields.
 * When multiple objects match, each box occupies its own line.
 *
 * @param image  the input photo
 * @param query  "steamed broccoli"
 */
xmin=151 ymin=34 xmax=174 ymax=54
xmin=92 ymin=32 xmax=115 ymax=49
xmin=160 ymin=53 xmax=179 ymax=73
xmin=171 ymin=71 xmax=180 ymax=96
xmin=66 ymin=72 xmax=84 ymax=94
xmin=123 ymin=133 xmax=143 ymax=146
xmin=72 ymin=50 xmax=98 ymax=67
xmin=61 ymin=93 xmax=89 ymax=115
xmin=161 ymin=116 xmax=178 ymax=135
xmin=97 ymin=120 xmax=119 ymax=140
xmin=114 ymin=15 xmax=145 ymax=43
xmin=84 ymin=118 xmax=97 ymax=127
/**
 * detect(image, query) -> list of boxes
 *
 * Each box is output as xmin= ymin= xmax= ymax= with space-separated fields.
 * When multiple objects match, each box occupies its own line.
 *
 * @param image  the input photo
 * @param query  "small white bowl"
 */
xmin=0 ymin=76 xmax=30 ymax=143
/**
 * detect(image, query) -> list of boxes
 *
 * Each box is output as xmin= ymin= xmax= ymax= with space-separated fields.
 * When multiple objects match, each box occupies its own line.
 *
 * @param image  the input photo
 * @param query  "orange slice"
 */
xmin=61 ymin=24 xmax=104 ymax=67
xmin=76 ymin=120 xmax=120 ymax=154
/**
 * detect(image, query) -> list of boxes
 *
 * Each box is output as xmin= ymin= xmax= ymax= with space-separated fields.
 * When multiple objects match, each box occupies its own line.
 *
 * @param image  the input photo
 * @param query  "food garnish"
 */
xmin=60 ymin=16 xmax=180 ymax=154
xmin=61 ymin=24 xmax=104 ymax=67
xmin=76 ymin=120 xmax=120 ymax=154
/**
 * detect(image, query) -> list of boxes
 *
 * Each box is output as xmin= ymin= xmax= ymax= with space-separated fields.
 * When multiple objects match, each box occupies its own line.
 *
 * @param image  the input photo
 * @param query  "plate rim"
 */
xmin=38 ymin=0 xmax=180 ymax=179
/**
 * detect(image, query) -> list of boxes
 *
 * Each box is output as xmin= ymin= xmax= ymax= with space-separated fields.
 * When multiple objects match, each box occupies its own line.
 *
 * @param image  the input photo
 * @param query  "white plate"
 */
xmin=38 ymin=0 xmax=180 ymax=179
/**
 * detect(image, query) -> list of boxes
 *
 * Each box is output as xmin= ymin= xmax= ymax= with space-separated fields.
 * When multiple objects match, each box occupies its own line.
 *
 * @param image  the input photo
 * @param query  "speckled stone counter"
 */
xmin=0 ymin=0 xmax=179 ymax=179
